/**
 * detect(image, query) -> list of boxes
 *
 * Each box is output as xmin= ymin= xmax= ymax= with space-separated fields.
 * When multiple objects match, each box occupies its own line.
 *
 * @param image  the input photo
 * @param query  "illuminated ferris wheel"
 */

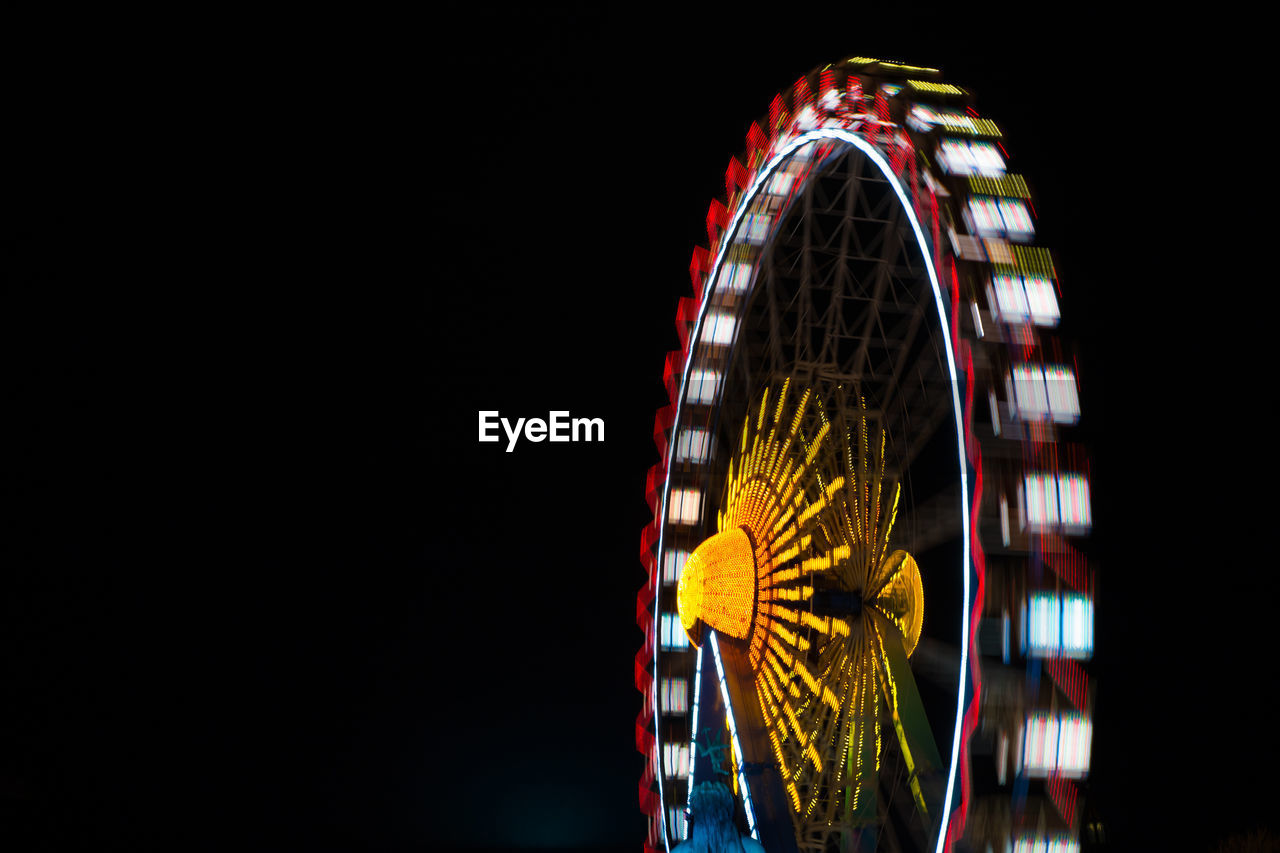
xmin=636 ymin=58 xmax=1095 ymax=853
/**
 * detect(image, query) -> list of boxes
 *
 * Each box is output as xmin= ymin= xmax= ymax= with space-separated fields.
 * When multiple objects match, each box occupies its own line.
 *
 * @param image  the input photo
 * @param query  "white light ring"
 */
xmin=708 ymin=631 xmax=759 ymax=839
xmin=655 ymin=127 xmax=972 ymax=853
xmin=687 ymin=643 xmax=704 ymax=815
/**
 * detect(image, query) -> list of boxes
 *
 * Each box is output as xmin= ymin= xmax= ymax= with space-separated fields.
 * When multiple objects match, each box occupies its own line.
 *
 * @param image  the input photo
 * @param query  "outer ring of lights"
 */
xmin=638 ymin=61 xmax=1092 ymax=853
xmin=655 ymin=129 xmax=969 ymax=853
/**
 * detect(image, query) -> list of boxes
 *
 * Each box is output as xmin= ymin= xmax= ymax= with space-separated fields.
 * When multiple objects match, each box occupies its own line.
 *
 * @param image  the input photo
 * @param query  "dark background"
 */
xmin=7 ymin=6 xmax=1276 ymax=852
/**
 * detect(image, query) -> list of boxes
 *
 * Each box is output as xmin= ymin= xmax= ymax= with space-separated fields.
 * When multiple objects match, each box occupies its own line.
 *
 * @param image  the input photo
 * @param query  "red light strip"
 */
xmin=725 ymin=156 xmax=749 ymax=197
xmin=792 ymin=74 xmax=814 ymax=111
xmin=705 ymin=198 xmax=729 ymax=246
xmin=1047 ymin=774 xmax=1078 ymax=826
xmin=1042 ymin=536 xmax=1090 ymax=593
xmin=1044 ymin=658 xmax=1089 ymax=710
xmin=871 ymin=87 xmax=888 ymax=149
xmin=747 ymin=122 xmax=769 ymax=166
xmin=819 ymin=68 xmax=836 ymax=97
xmin=689 ymin=246 xmax=710 ymax=302
xmin=768 ymin=93 xmax=785 ymax=138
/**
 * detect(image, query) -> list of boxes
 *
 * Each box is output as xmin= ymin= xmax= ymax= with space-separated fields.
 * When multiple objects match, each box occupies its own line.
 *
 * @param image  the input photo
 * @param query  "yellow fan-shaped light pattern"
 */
xmin=677 ymin=383 xmax=931 ymax=851
xmin=677 ymin=526 xmax=756 ymax=641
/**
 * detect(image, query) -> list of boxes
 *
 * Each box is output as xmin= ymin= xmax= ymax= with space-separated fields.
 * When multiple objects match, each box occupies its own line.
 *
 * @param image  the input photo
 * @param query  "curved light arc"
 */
xmin=656 ymin=127 xmax=971 ymax=853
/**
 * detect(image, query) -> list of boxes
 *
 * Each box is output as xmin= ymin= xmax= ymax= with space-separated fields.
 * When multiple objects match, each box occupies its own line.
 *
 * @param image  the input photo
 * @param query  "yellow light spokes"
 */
xmin=769 ymin=566 xmax=803 ymax=585
xmin=766 ymin=634 xmax=794 ymax=669
xmin=774 ymin=584 xmax=813 ymax=602
xmin=678 ymin=384 xmax=928 ymax=828
xmin=801 ymin=611 xmax=831 ymax=634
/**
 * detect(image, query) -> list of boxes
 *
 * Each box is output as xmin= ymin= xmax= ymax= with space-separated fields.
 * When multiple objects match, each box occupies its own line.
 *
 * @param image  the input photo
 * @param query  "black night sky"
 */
xmin=8 ymin=7 xmax=1277 ymax=852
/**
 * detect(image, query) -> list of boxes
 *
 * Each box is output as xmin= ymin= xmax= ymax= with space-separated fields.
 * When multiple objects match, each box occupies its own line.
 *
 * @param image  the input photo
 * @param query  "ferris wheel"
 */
xmin=636 ymin=57 xmax=1094 ymax=853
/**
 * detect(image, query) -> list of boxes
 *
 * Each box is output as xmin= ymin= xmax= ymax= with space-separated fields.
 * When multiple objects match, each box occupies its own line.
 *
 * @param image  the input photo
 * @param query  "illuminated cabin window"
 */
xmin=1057 ymin=474 xmax=1091 ymax=530
xmin=906 ymin=105 xmax=933 ymax=132
xmin=992 ymin=274 xmax=1029 ymax=323
xmin=1022 ymin=712 xmax=1054 ymax=776
xmin=990 ymin=274 xmax=1059 ymax=327
xmin=1023 ymin=711 xmax=1091 ymax=778
xmin=719 ymin=262 xmax=753 ymax=294
xmin=1023 ymin=276 xmax=1060 ymax=325
xmin=1044 ymin=365 xmax=1080 ymax=422
xmin=1061 ymin=593 xmax=1094 ymax=658
xmin=937 ymin=138 xmax=1006 ymax=176
xmin=968 ymin=196 xmax=1003 ymax=235
xmin=699 ymin=311 xmax=737 ymax=346
xmin=1018 ymin=275 xmax=1059 ymax=325
xmin=967 ymin=195 xmax=1034 ymax=241
xmin=742 ymin=214 xmax=772 ymax=245
xmin=1010 ymin=366 xmax=1050 ymax=421
xmin=1014 ymin=836 xmax=1079 ymax=853
xmin=792 ymin=104 xmax=819 ymax=132
xmin=1024 ymin=592 xmax=1093 ymax=659
xmin=1056 ymin=713 xmax=1092 ymax=777
xmin=668 ymin=807 xmax=688 ymax=841
xmin=675 ymin=427 xmax=713 ymax=463
xmin=663 ymin=741 xmax=690 ymax=777
xmin=661 ymin=677 xmax=689 ymax=714
xmin=998 ymin=197 xmax=1034 ymax=240
xmin=1008 ymin=364 xmax=1080 ymax=424
xmin=764 ymin=167 xmax=799 ymax=197
xmin=1023 ymin=473 xmax=1091 ymax=532
xmin=662 ymin=549 xmax=689 ymax=585
xmin=668 ymin=488 xmax=702 ymax=525
xmin=686 ymin=369 xmax=722 ymax=405
xmin=1025 ymin=593 xmax=1059 ymax=655
xmin=908 ymin=104 xmax=977 ymax=133
xmin=661 ymin=613 xmax=690 ymax=650
xmin=788 ymin=142 xmax=817 ymax=163
xmin=1023 ymin=474 xmax=1058 ymax=528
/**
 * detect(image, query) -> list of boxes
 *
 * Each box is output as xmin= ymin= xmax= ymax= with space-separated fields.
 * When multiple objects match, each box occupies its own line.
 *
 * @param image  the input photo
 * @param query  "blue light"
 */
xmin=687 ymin=644 xmax=704 ymax=813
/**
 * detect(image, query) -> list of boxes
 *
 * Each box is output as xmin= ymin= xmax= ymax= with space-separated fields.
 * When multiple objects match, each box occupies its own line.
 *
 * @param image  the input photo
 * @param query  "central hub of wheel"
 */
xmin=812 ymin=586 xmax=864 ymax=614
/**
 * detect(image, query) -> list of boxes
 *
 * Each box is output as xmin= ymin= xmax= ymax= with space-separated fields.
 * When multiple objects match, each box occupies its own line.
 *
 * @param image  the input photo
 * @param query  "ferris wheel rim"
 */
xmin=655 ymin=127 xmax=971 ymax=853
xmin=641 ymin=59 xmax=1094 ymax=853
